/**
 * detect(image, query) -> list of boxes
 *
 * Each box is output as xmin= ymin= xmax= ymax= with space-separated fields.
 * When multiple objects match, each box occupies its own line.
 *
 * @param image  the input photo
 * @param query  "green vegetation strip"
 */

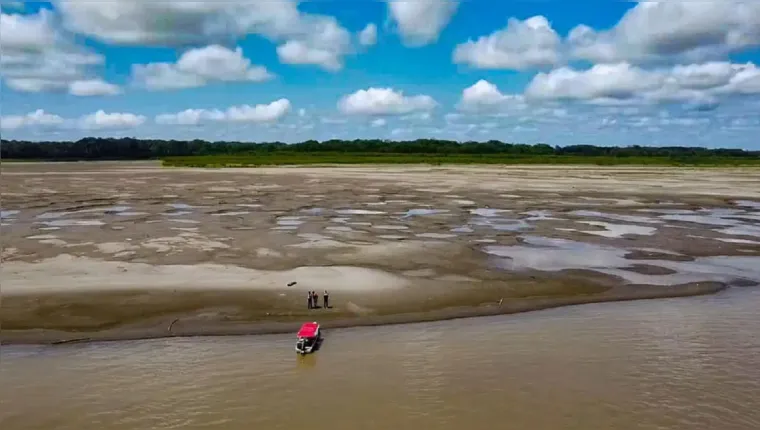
xmin=161 ymin=153 xmax=760 ymax=167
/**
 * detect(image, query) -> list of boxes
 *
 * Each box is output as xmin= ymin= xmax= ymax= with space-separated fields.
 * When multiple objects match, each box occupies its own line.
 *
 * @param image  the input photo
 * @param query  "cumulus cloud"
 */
xmin=338 ymin=88 xmax=437 ymax=116
xmin=68 ymin=79 xmax=122 ymax=96
xmin=567 ymin=0 xmax=760 ymax=64
xmin=524 ymin=61 xmax=760 ymax=106
xmin=453 ymin=16 xmax=562 ymax=70
xmin=132 ymin=45 xmax=273 ymax=91
xmin=359 ymin=23 xmax=378 ymax=46
xmin=371 ymin=118 xmax=387 ymax=127
xmin=55 ymin=0 xmax=355 ymax=70
xmin=155 ymin=99 xmax=292 ymax=125
xmin=386 ymin=0 xmax=459 ymax=46
xmin=79 ymin=111 xmax=147 ymax=130
xmin=0 ymin=9 xmax=118 ymax=95
xmin=458 ymin=80 xmax=525 ymax=111
xmin=0 ymin=109 xmax=65 ymax=130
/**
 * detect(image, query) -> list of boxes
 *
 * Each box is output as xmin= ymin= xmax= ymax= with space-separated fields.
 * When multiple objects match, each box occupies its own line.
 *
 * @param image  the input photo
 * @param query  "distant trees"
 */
xmin=1 ymin=137 xmax=757 ymax=161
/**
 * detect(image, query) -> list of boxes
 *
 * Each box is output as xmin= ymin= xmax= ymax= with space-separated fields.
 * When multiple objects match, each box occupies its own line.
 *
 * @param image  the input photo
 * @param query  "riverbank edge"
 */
xmin=0 ymin=282 xmax=730 ymax=346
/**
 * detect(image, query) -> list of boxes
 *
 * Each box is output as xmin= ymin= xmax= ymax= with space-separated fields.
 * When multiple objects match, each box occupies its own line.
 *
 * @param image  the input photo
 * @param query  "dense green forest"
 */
xmin=2 ymin=137 xmax=759 ymax=166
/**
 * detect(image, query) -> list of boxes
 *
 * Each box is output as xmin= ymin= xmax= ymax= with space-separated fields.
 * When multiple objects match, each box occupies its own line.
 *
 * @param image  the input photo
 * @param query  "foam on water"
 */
xmin=483 ymin=235 xmax=760 ymax=286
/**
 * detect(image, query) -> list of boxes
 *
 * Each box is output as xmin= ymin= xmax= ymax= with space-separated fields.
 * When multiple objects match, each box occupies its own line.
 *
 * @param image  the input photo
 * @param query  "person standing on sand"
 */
xmin=312 ymin=290 xmax=319 ymax=308
xmin=323 ymin=290 xmax=329 ymax=309
xmin=307 ymin=291 xmax=312 ymax=309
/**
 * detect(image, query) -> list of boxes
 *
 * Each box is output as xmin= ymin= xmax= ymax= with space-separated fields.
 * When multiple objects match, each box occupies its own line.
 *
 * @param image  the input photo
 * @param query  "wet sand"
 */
xmin=2 ymin=161 xmax=759 ymax=344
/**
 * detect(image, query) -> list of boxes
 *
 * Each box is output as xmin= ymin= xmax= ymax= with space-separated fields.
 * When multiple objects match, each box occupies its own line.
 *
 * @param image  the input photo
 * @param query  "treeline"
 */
xmin=2 ymin=137 xmax=758 ymax=161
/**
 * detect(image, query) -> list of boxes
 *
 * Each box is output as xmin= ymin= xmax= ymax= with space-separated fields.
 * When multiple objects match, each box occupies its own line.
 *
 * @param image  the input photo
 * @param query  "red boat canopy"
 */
xmin=297 ymin=322 xmax=319 ymax=338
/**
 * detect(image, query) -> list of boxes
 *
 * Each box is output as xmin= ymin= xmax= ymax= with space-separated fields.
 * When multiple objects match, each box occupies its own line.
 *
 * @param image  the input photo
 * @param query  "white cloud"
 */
xmin=458 ymin=80 xmax=525 ymax=111
xmin=386 ymin=0 xmax=459 ymax=46
xmin=79 ymin=110 xmax=147 ymax=130
xmin=68 ymin=79 xmax=122 ymax=96
xmin=371 ymin=118 xmax=387 ymax=127
xmin=132 ymin=45 xmax=273 ymax=91
xmin=338 ymin=88 xmax=437 ymax=116
xmin=568 ymin=1 xmax=760 ymax=65
xmin=359 ymin=23 xmax=378 ymax=46
xmin=524 ymin=61 xmax=760 ymax=107
xmin=155 ymin=99 xmax=292 ymax=125
xmin=0 ymin=109 xmax=65 ymax=130
xmin=453 ymin=16 xmax=562 ymax=70
xmin=0 ymin=9 xmax=117 ymax=94
xmin=55 ymin=0 xmax=355 ymax=70
xmin=277 ymin=40 xmax=343 ymax=72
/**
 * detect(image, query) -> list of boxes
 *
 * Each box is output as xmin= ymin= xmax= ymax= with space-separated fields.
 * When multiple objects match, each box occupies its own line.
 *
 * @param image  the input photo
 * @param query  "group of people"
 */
xmin=307 ymin=290 xmax=329 ymax=309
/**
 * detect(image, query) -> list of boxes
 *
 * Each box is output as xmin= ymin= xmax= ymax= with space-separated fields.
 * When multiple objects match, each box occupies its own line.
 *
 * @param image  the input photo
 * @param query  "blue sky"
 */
xmin=2 ymin=0 xmax=760 ymax=149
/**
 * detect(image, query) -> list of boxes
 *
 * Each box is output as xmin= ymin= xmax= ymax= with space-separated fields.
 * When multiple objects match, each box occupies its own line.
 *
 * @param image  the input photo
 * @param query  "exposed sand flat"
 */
xmin=4 ymin=162 xmax=759 ymax=198
xmin=1 ymin=161 xmax=759 ymax=344
xmin=2 ymin=254 xmax=411 ymax=295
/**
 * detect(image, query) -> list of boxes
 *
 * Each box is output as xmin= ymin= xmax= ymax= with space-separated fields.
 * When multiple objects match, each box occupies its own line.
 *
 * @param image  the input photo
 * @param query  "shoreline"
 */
xmin=0 ymin=282 xmax=730 ymax=346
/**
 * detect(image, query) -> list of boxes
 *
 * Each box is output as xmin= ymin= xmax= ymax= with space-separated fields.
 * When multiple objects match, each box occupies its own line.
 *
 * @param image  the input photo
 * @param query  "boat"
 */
xmin=295 ymin=321 xmax=322 ymax=355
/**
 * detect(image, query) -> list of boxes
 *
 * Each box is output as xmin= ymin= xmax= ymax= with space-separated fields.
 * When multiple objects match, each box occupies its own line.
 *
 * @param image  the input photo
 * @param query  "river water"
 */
xmin=2 ymin=288 xmax=760 ymax=430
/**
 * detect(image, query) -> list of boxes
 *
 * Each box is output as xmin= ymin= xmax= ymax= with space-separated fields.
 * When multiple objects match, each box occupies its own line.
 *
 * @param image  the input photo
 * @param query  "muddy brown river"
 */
xmin=2 ymin=288 xmax=759 ymax=430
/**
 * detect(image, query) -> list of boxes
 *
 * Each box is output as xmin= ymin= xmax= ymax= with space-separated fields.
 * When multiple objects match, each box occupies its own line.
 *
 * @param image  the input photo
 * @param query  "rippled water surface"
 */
xmin=3 ymin=288 xmax=760 ymax=430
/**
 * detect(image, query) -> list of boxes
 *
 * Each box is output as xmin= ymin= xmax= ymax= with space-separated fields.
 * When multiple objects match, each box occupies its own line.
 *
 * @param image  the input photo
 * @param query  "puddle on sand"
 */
xmin=167 ymin=203 xmax=194 ymax=210
xmin=163 ymin=210 xmax=192 ymax=217
xmin=735 ymin=200 xmax=760 ymax=209
xmin=1 ymin=210 xmax=20 ymax=219
xmin=300 ymin=208 xmax=325 ymax=215
xmin=577 ymin=221 xmax=657 ymax=238
xmin=483 ymin=235 xmax=760 ymax=286
xmin=378 ymin=235 xmax=406 ymax=240
xmin=170 ymin=219 xmax=200 ymax=224
xmin=401 ymin=208 xmax=449 ymax=217
xmin=336 ymin=209 xmax=386 ymax=215
xmin=570 ymin=210 xmax=662 ymax=224
xmin=720 ymin=225 xmax=760 ymax=238
xmin=373 ymin=225 xmax=409 ymax=230
xmin=451 ymin=225 xmax=474 ymax=233
xmin=416 ymin=232 xmax=458 ymax=239
xmin=470 ymin=208 xmax=510 ymax=217
xmin=37 ymin=206 xmax=132 ymax=219
xmin=276 ymin=217 xmax=304 ymax=226
xmin=470 ymin=217 xmax=532 ymax=232
xmin=271 ymin=226 xmax=299 ymax=231
xmin=212 ymin=211 xmax=251 ymax=217
xmin=326 ymin=226 xmax=353 ymax=232
xmin=660 ymin=214 xmax=743 ymax=227
xmin=522 ymin=210 xmax=560 ymax=221
xmin=39 ymin=220 xmax=105 ymax=227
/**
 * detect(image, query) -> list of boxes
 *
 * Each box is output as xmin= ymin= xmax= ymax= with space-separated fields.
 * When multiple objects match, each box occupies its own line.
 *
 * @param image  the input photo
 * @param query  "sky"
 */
xmin=1 ymin=0 xmax=759 ymax=149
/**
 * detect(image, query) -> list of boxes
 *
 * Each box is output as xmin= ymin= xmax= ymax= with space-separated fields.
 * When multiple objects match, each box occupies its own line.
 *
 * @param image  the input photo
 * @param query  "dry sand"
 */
xmin=1 ymin=161 xmax=759 ymax=344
